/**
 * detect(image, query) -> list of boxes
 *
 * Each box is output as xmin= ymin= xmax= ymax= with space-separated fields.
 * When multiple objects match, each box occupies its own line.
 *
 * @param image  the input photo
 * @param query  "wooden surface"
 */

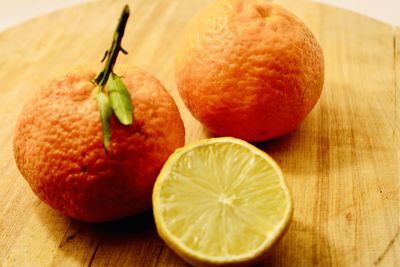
xmin=0 ymin=0 xmax=399 ymax=266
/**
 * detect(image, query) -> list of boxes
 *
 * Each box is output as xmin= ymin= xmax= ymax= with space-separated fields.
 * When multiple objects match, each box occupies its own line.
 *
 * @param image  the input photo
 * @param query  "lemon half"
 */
xmin=152 ymin=137 xmax=293 ymax=266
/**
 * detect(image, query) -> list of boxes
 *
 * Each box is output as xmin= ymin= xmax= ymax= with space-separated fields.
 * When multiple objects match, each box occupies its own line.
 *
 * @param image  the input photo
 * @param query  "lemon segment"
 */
xmin=153 ymin=137 xmax=293 ymax=266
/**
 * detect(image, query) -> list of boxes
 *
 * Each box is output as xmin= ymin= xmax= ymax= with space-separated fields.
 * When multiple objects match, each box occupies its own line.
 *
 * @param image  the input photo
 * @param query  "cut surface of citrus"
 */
xmin=152 ymin=137 xmax=293 ymax=266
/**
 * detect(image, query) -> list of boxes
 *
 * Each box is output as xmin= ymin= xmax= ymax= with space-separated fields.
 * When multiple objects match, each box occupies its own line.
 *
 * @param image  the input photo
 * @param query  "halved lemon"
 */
xmin=152 ymin=137 xmax=293 ymax=266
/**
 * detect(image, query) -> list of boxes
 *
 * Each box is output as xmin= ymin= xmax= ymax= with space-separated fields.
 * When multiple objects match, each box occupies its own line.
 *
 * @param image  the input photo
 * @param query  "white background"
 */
xmin=0 ymin=0 xmax=399 ymax=32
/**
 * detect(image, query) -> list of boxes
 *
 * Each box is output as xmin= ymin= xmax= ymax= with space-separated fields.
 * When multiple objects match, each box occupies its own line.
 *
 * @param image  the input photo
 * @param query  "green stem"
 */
xmin=94 ymin=5 xmax=130 ymax=90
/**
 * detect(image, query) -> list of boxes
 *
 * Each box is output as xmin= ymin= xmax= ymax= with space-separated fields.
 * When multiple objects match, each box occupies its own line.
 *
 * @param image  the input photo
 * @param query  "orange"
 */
xmin=175 ymin=0 xmax=324 ymax=142
xmin=13 ymin=65 xmax=185 ymax=222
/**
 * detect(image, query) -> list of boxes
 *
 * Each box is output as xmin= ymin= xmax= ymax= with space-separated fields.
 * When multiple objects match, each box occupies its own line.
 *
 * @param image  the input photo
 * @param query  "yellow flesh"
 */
xmin=156 ymin=140 xmax=291 ymax=261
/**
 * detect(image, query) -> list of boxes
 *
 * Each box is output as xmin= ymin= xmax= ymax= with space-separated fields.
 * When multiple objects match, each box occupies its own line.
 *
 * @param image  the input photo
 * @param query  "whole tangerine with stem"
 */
xmin=13 ymin=6 xmax=185 ymax=222
xmin=175 ymin=0 xmax=324 ymax=142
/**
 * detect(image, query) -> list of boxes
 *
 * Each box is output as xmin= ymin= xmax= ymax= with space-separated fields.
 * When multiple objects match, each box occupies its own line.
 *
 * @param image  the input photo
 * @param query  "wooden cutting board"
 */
xmin=0 ymin=0 xmax=399 ymax=266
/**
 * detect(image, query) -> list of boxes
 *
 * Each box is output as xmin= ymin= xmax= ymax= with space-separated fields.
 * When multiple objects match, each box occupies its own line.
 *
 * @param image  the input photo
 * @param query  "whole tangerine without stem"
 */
xmin=175 ymin=0 xmax=324 ymax=142
xmin=13 ymin=64 xmax=185 ymax=222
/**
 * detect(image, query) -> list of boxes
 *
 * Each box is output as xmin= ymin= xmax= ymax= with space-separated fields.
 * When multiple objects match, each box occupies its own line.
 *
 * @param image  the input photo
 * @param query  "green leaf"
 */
xmin=107 ymin=72 xmax=133 ymax=125
xmin=96 ymin=91 xmax=112 ymax=150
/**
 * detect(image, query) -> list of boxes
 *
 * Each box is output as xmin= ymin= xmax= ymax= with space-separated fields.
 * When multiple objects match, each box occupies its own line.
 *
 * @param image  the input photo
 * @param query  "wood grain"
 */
xmin=0 ymin=0 xmax=398 ymax=266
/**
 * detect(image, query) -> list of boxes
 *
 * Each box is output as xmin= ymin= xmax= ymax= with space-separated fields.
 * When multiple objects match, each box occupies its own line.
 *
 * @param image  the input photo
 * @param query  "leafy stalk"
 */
xmin=94 ymin=5 xmax=130 ymax=89
xmin=93 ymin=5 xmax=133 ymax=150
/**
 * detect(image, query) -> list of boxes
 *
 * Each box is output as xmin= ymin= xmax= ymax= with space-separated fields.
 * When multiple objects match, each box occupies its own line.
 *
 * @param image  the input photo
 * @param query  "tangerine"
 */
xmin=175 ymin=0 xmax=324 ymax=141
xmin=13 ymin=65 xmax=185 ymax=222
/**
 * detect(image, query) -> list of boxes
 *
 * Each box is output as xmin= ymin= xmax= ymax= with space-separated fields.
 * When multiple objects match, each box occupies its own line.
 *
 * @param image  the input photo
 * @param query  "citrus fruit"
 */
xmin=153 ymin=137 xmax=293 ymax=266
xmin=175 ymin=0 xmax=324 ymax=142
xmin=13 ymin=65 xmax=185 ymax=222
